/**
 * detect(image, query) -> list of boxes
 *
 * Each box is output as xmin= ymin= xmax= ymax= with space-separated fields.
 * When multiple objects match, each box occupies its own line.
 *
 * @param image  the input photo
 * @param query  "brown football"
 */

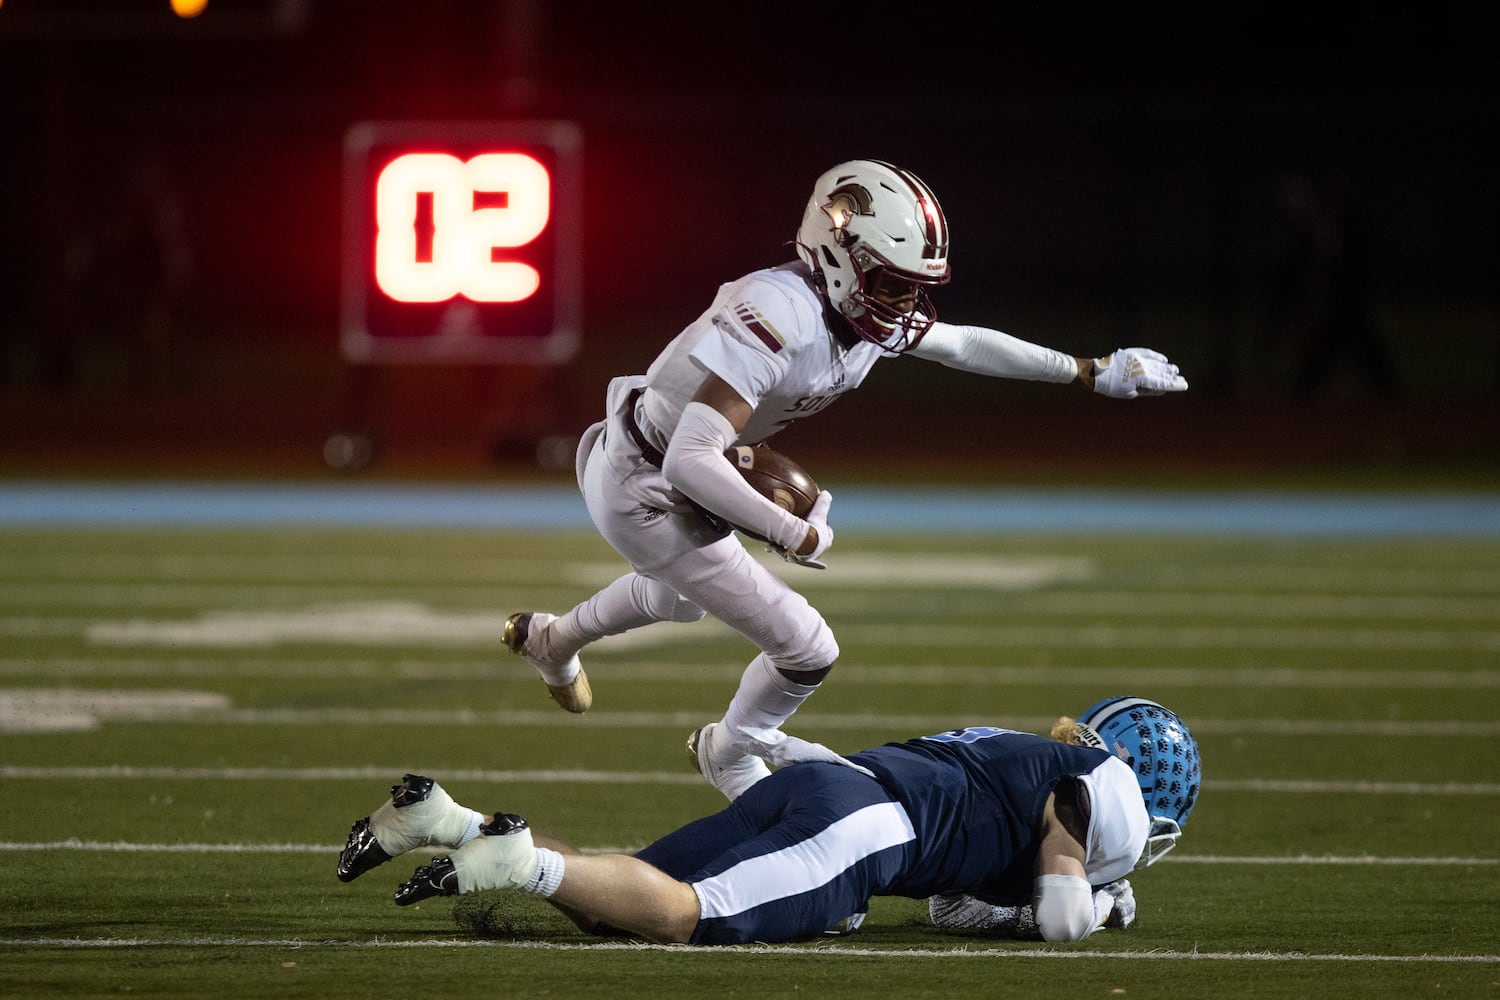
xmin=724 ymin=445 xmax=820 ymax=540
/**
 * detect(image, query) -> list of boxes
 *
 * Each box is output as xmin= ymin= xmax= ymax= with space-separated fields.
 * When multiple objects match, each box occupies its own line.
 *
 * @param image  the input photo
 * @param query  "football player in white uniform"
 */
xmin=502 ymin=160 xmax=1189 ymax=799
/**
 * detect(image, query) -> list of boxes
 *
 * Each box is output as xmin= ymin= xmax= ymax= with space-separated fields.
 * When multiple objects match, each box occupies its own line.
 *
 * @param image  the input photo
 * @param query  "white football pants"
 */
xmin=554 ymin=423 xmax=840 ymax=750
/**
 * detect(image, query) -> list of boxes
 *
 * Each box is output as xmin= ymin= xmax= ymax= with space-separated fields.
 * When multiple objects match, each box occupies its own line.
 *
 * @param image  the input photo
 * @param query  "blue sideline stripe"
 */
xmin=2 ymin=481 xmax=1499 ymax=536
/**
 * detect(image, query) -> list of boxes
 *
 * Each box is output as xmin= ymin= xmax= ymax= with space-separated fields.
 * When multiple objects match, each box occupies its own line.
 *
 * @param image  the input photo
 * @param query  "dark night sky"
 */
xmin=0 ymin=1 xmax=1494 ymax=413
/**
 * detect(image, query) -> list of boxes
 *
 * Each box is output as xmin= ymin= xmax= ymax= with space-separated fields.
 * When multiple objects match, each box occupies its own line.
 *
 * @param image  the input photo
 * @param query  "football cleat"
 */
xmin=503 ymin=612 xmax=592 ymax=714
xmin=337 ymin=817 xmax=393 ymax=883
xmin=687 ymin=723 xmax=771 ymax=801
xmin=455 ymin=813 xmax=539 ymax=892
xmin=393 ymin=856 xmax=459 ymax=906
xmin=336 ymin=773 xmax=465 ymax=883
xmin=393 ymin=813 xmax=537 ymax=905
xmin=823 ymin=910 xmax=867 ymax=937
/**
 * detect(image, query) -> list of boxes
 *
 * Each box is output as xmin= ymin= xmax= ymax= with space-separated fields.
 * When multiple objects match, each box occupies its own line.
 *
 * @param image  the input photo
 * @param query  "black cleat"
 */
xmin=390 ymin=773 xmax=436 ymax=808
xmin=480 ymin=812 xmax=530 ymax=837
xmin=337 ymin=817 xmax=393 ymax=883
xmin=394 ymin=856 xmax=459 ymax=906
xmin=335 ymin=773 xmax=438 ymax=883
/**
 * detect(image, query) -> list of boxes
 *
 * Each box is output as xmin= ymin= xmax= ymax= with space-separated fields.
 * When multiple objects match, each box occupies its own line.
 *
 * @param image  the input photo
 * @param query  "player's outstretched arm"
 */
xmin=907 ymin=324 xmax=1187 ymax=399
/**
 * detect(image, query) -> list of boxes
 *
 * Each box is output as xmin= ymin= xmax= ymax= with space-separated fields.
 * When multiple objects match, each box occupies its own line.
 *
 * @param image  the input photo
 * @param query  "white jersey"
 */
xmin=638 ymin=260 xmax=888 ymax=448
xmin=596 ymin=259 xmax=1078 ymax=510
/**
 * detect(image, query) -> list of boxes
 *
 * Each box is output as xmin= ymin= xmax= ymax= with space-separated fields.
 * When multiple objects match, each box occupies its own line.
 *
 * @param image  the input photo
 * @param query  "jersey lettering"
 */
xmin=921 ymin=726 xmax=1019 ymax=745
xmin=786 ymin=392 xmax=841 ymax=416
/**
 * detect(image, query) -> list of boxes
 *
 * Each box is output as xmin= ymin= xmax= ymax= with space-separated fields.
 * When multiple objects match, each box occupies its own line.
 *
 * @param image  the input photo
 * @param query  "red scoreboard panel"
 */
xmin=341 ymin=120 xmax=582 ymax=365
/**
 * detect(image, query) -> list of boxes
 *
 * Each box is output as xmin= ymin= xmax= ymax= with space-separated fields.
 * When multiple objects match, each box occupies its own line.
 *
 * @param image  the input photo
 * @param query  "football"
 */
xmin=724 ymin=445 xmax=819 ymax=540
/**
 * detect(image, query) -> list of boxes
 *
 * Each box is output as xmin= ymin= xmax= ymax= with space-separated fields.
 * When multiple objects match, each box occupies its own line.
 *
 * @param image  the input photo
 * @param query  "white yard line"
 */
xmin=5 ymin=585 xmax=1498 ymax=620
xmin=1 ymin=935 xmax=1495 ymax=963
xmin=2 ymin=657 xmax=1498 ymax=690
xmin=3 ymin=688 xmax=1499 ymax=737
xmin=2 ymin=765 xmax=1497 ymax=795
xmin=3 ymin=613 xmax=1493 ymax=651
xmin=1 ymin=841 xmax=1493 ymax=866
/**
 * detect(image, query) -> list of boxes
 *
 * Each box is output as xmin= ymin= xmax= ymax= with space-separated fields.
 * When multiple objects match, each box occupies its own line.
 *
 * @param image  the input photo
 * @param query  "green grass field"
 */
xmin=2 ymin=517 xmax=1498 ymax=998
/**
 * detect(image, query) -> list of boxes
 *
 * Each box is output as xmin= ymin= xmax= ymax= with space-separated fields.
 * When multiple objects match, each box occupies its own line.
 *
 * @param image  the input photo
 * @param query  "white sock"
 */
xmin=722 ymin=654 xmax=821 ymax=752
xmin=454 ymin=811 xmax=484 ymax=849
xmin=520 ymin=848 xmax=566 ymax=898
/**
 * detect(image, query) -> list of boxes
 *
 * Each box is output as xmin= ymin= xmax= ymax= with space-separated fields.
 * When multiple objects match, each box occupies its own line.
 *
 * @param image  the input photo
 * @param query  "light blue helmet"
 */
xmin=1076 ymin=696 xmax=1201 ymax=867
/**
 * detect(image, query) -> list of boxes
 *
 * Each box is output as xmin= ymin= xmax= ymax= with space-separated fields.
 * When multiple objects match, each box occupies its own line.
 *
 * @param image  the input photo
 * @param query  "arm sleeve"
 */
xmin=909 ymin=322 xmax=1080 ymax=383
xmin=1032 ymin=873 xmax=1100 ymax=941
xmin=661 ymin=401 xmax=808 ymax=553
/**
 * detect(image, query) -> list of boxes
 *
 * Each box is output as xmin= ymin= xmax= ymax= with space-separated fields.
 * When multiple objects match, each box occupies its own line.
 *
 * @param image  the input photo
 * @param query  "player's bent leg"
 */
xmin=545 ymin=853 xmax=701 ymax=944
xmin=505 ymin=577 xmax=705 ymax=714
xmin=696 ymin=650 xmax=840 ymax=791
xmin=584 ymin=466 xmax=840 ymax=797
xmin=336 ymin=774 xmax=483 ymax=883
xmin=688 ymin=763 xmax=906 ymax=945
xmin=658 ymin=539 xmax=838 ymax=797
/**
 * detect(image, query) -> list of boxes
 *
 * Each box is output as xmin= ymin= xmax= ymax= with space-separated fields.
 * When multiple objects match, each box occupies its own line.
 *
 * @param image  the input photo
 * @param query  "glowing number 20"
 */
xmin=374 ymin=153 xmax=550 ymax=303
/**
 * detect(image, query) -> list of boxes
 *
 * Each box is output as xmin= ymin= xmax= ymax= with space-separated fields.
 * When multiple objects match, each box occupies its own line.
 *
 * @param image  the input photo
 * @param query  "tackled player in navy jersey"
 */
xmin=337 ymin=697 xmax=1201 ymax=945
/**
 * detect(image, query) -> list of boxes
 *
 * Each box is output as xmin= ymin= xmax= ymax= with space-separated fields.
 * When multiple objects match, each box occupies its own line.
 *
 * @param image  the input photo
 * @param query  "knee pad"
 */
xmin=765 ymin=619 xmax=839 ymax=676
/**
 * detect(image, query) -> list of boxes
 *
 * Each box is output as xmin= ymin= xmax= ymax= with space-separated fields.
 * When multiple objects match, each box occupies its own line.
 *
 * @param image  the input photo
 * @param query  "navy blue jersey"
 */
xmin=848 ymin=727 xmax=1111 ymax=904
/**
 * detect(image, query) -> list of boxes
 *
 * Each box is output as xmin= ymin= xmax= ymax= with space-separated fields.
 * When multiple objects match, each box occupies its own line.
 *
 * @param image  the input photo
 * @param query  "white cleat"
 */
xmin=687 ymin=722 xmax=771 ymax=801
xmin=503 ymin=612 xmax=592 ymax=714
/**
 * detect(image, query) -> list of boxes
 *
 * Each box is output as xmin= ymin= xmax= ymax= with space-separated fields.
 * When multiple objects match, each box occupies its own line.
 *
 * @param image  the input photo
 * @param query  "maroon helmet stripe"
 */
xmin=875 ymin=161 xmax=948 ymax=257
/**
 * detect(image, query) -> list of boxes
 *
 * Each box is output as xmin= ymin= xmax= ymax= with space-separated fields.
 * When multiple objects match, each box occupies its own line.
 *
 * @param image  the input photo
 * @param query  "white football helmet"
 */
xmin=794 ymin=160 xmax=951 ymax=352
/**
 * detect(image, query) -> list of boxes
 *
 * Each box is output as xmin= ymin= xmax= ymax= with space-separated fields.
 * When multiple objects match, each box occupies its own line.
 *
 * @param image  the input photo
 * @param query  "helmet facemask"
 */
xmin=1137 ymin=817 xmax=1182 ymax=868
xmin=836 ymin=240 xmax=945 ymax=352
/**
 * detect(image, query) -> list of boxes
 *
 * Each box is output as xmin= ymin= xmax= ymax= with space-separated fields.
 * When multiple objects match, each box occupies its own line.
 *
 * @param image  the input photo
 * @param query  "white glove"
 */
xmin=1097 ymin=879 xmax=1136 ymax=929
xmin=928 ymin=893 xmax=1039 ymax=937
xmin=1092 ymin=347 xmax=1188 ymax=399
xmin=930 ymin=881 xmax=1135 ymax=940
xmin=774 ymin=490 xmax=833 ymax=570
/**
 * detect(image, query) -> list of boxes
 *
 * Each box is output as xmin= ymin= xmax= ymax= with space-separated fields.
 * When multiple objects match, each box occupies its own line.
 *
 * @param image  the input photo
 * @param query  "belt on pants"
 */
xmin=622 ymin=387 xmax=666 ymax=468
xmin=621 ymin=387 xmax=734 ymax=537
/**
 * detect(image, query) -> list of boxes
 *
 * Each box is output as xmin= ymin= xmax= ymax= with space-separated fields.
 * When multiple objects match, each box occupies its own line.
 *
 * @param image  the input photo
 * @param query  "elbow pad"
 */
xmin=1033 ymin=874 xmax=1097 ymax=941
